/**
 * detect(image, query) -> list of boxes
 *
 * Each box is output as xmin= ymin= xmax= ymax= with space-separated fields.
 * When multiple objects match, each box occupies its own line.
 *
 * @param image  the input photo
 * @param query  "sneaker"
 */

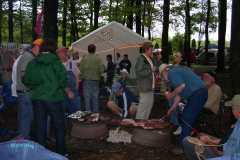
xmin=173 ymin=126 xmax=182 ymax=136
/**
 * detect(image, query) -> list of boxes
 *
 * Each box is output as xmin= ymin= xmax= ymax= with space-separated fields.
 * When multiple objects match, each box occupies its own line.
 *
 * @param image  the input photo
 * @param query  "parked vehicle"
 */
xmin=196 ymin=48 xmax=230 ymax=65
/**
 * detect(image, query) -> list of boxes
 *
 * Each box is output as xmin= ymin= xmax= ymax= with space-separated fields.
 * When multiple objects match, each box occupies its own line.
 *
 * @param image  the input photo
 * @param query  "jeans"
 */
xmin=83 ymin=80 xmax=99 ymax=112
xmin=17 ymin=93 xmax=33 ymax=138
xmin=180 ymin=88 xmax=208 ymax=142
xmin=64 ymin=96 xmax=81 ymax=114
xmin=182 ymin=137 xmax=218 ymax=160
xmin=33 ymin=100 xmax=66 ymax=155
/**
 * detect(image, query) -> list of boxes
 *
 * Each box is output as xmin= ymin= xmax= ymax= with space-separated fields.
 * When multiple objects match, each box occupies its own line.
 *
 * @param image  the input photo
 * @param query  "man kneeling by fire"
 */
xmin=106 ymin=81 xmax=139 ymax=118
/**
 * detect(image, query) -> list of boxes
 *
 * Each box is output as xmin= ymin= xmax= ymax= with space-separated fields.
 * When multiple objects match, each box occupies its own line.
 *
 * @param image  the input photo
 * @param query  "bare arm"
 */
xmin=165 ymin=84 xmax=185 ymax=100
xmin=167 ymin=95 xmax=181 ymax=116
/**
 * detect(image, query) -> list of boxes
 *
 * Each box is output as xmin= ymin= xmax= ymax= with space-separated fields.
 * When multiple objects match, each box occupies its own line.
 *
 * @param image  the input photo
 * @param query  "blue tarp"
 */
xmin=0 ymin=140 xmax=68 ymax=160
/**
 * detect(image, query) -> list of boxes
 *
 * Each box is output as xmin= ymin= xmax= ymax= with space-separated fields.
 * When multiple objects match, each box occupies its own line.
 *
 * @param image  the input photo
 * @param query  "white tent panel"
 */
xmin=71 ymin=21 xmax=150 ymax=77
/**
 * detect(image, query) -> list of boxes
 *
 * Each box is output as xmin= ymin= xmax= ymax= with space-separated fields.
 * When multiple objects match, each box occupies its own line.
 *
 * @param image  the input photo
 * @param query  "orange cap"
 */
xmin=33 ymin=38 xmax=44 ymax=46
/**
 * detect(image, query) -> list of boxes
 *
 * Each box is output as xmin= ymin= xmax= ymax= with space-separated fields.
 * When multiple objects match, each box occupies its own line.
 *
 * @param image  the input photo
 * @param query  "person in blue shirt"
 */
xmin=159 ymin=64 xmax=208 ymax=142
xmin=182 ymin=94 xmax=240 ymax=160
xmin=106 ymin=82 xmax=138 ymax=118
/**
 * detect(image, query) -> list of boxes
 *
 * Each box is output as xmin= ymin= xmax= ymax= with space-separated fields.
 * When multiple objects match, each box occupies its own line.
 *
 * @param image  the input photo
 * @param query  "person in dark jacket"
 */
xmin=106 ymin=82 xmax=138 ymax=118
xmin=134 ymin=42 xmax=154 ymax=120
xmin=119 ymin=54 xmax=131 ymax=73
xmin=106 ymin=54 xmax=115 ymax=87
xmin=23 ymin=39 xmax=71 ymax=155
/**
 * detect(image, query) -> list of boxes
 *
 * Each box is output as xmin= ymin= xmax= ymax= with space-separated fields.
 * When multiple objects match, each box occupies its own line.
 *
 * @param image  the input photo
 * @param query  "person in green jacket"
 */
xmin=23 ymin=39 xmax=70 ymax=156
xmin=135 ymin=42 xmax=155 ymax=120
xmin=79 ymin=44 xmax=104 ymax=112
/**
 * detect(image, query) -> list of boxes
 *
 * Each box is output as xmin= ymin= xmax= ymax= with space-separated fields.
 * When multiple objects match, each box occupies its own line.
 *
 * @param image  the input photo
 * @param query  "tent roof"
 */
xmin=71 ymin=21 xmax=149 ymax=54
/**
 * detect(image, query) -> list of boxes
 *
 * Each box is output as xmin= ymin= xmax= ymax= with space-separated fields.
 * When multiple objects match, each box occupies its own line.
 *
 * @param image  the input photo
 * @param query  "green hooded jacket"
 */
xmin=23 ymin=52 xmax=67 ymax=102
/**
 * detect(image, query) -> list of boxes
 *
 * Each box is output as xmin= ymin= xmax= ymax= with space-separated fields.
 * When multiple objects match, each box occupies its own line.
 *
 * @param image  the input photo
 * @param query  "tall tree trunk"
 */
xmin=108 ymin=0 xmax=112 ymax=21
xmin=126 ymin=0 xmax=134 ymax=29
xmin=8 ymin=0 xmax=14 ymax=42
xmin=94 ymin=0 xmax=100 ymax=29
xmin=70 ymin=0 xmax=78 ymax=41
xmin=62 ymin=0 xmax=67 ymax=46
xmin=89 ymin=0 xmax=93 ymax=30
xmin=115 ymin=0 xmax=119 ymax=22
xmin=141 ymin=0 xmax=146 ymax=37
xmin=20 ymin=0 xmax=23 ymax=43
xmin=197 ymin=23 xmax=202 ymax=53
xmin=0 ymin=0 xmax=2 ymax=44
xmin=43 ymin=0 xmax=58 ymax=43
xmin=32 ymin=0 xmax=38 ymax=41
xmin=217 ymin=0 xmax=227 ymax=71
xmin=135 ymin=0 xmax=142 ymax=35
xmin=147 ymin=0 xmax=155 ymax=40
xmin=162 ymin=0 xmax=170 ymax=63
xmin=184 ymin=0 xmax=191 ymax=66
xmin=205 ymin=0 xmax=211 ymax=55
xmin=230 ymin=0 xmax=240 ymax=94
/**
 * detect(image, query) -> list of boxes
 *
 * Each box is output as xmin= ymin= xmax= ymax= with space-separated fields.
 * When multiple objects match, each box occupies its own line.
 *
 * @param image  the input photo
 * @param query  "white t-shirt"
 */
xmin=11 ymin=55 xmax=22 ymax=97
xmin=63 ymin=58 xmax=80 ymax=79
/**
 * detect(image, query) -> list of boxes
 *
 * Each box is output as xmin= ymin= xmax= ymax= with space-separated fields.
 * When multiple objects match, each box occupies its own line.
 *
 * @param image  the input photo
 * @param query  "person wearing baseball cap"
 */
xmin=106 ymin=81 xmax=138 ymax=118
xmin=15 ymin=38 xmax=43 ymax=138
xmin=31 ymin=38 xmax=44 ymax=56
xmin=160 ymin=63 xmax=208 ymax=142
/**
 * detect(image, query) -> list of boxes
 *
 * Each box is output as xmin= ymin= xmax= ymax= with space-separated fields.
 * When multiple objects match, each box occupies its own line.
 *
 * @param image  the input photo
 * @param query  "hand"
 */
xmin=199 ymin=135 xmax=211 ymax=144
xmin=167 ymin=108 xmax=173 ymax=117
xmin=67 ymin=90 xmax=75 ymax=99
xmin=164 ymin=91 xmax=172 ymax=100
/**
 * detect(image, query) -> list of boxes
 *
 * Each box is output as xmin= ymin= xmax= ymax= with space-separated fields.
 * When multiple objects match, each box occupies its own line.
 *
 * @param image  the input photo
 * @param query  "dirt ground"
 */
xmin=67 ymin=138 xmax=185 ymax=160
xmin=0 ymin=99 xmax=186 ymax=160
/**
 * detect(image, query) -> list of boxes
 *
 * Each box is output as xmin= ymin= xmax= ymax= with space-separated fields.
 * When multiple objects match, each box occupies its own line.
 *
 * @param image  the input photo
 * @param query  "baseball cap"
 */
xmin=153 ymin=48 xmax=162 ymax=53
xmin=120 ymin=69 xmax=129 ymax=76
xmin=142 ymin=42 xmax=153 ymax=50
xmin=32 ymin=38 xmax=44 ymax=46
xmin=57 ymin=47 xmax=68 ymax=54
xmin=112 ymin=82 xmax=123 ymax=93
xmin=159 ymin=64 xmax=169 ymax=75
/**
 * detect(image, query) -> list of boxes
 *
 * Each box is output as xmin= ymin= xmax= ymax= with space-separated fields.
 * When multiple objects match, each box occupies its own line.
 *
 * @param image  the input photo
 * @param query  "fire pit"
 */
xmin=131 ymin=120 xmax=172 ymax=148
xmin=69 ymin=112 xmax=109 ymax=139
xmin=71 ymin=121 xmax=108 ymax=139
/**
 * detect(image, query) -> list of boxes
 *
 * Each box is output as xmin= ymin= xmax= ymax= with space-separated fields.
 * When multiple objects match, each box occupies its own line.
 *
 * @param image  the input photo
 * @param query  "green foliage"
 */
xmin=170 ymin=0 xmax=218 ymax=35
xmin=0 ymin=0 xmax=223 ymax=47
xmin=171 ymin=33 xmax=184 ymax=52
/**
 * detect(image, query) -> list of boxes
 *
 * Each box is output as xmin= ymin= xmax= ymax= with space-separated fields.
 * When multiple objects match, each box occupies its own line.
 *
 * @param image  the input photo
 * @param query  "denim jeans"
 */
xmin=17 ymin=93 xmax=33 ymax=138
xmin=64 ymin=96 xmax=81 ymax=114
xmin=32 ymin=100 xmax=66 ymax=155
xmin=182 ymin=137 xmax=218 ymax=160
xmin=83 ymin=80 xmax=99 ymax=112
xmin=180 ymin=88 xmax=208 ymax=142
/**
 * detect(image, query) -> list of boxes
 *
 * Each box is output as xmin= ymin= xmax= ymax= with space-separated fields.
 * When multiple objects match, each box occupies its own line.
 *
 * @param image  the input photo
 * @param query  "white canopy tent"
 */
xmin=71 ymin=21 xmax=150 ymax=77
